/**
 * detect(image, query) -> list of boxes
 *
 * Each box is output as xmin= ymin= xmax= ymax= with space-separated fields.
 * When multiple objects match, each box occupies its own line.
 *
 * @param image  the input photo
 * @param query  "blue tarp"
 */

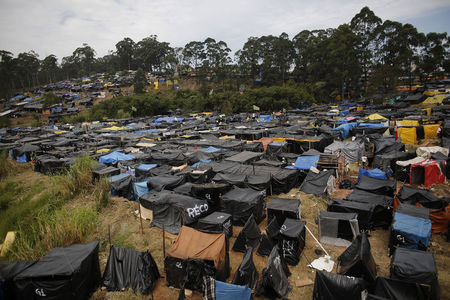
xmin=133 ymin=129 xmax=159 ymax=135
xmin=393 ymin=212 xmax=431 ymax=249
xmin=332 ymin=123 xmax=357 ymax=139
xmin=202 ymin=146 xmax=222 ymax=153
xmin=154 ymin=117 xmax=184 ymax=124
xmin=16 ymin=153 xmax=27 ymax=163
xmin=358 ymin=123 xmax=385 ymax=128
xmin=339 ymin=109 xmax=350 ymax=116
xmin=192 ymin=159 xmax=211 ymax=167
xmin=133 ymin=180 xmax=151 ymax=201
xmin=293 ymin=155 xmax=319 ymax=170
xmin=214 ymin=280 xmax=252 ymax=300
xmin=99 ymin=151 xmax=135 ymax=164
xmin=136 ymin=164 xmax=157 ymax=171
xmin=259 ymin=115 xmax=273 ymax=122
xmin=358 ymin=168 xmax=387 ymax=182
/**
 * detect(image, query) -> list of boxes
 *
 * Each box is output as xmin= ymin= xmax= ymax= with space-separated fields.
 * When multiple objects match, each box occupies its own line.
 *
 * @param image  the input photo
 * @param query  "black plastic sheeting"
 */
xmin=190 ymin=183 xmax=231 ymax=212
xmin=164 ymin=257 xmax=216 ymax=292
xmin=390 ymin=248 xmax=440 ymax=300
xmin=233 ymin=215 xmax=261 ymax=253
xmin=196 ymin=211 xmax=233 ymax=238
xmin=278 ymin=218 xmax=306 ymax=266
xmin=257 ymin=217 xmax=281 ymax=257
xmin=0 ymin=261 xmax=35 ymax=300
xmin=140 ymin=191 xmax=209 ymax=234
xmin=13 ymin=241 xmax=100 ymax=300
xmin=255 ymin=246 xmax=292 ymax=299
xmin=93 ymin=166 xmax=120 ymax=180
xmin=300 ymin=170 xmax=334 ymax=196
xmin=267 ymin=198 xmax=300 ymax=225
xmin=396 ymin=204 xmax=430 ymax=220
xmin=232 ymin=247 xmax=258 ymax=289
xmin=313 ymin=271 xmax=366 ymax=300
xmin=355 ymin=175 xmax=395 ymax=196
xmin=398 ymin=185 xmax=444 ymax=209
xmin=102 ymin=245 xmax=160 ymax=294
xmin=337 ymin=233 xmax=377 ymax=282
xmin=372 ymin=277 xmax=430 ymax=300
xmin=110 ymin=174 xmax=133 ymax=200
xmin=222 ymin=187 xmax=266 ymax=226
xmin=147 ymin=174 xmax=185 ymax=191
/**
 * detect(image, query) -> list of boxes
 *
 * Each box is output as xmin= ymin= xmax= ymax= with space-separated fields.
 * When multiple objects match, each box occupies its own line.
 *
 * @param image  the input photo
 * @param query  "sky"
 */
xmin=0 ymin=0 xmax=449 ymax=61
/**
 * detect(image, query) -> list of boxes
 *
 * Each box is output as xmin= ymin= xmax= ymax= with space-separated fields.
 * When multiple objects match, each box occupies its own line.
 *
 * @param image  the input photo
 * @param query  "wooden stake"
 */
xmin=138 ymin=200 xmax=144 ymax=234
xmin=108 ymin=224 xmax=111 ymax=248
xmin=162 ymin=222 xmax=166 ymax=258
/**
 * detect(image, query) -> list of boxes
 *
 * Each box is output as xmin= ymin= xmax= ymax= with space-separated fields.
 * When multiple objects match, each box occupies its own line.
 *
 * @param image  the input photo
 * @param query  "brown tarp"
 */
xmin=167 ymin=226 xmax=226 ymax=270
xmin=253 ymin=137 xmax=274 ymax=151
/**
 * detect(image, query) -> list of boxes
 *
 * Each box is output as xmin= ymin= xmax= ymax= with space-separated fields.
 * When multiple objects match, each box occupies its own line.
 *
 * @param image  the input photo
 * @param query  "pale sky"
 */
xmin=0 ymin=0 xmax=449 ymax=61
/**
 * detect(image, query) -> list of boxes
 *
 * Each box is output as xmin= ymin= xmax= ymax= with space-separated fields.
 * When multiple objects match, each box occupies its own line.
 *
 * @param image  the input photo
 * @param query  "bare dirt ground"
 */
xmin=90 ymin=182 xmax=450 ymax=300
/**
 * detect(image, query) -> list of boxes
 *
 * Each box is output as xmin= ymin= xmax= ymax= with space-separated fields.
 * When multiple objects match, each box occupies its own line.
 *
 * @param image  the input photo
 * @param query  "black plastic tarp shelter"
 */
xmin=318 ymin=210 xmax=359 ymax=247
xmin=390 ymin=248 xmax=439 ymax=300
xmin=0 ymin=261 xmax=35 ymax=300
xmin=147 ymin=174 xmax=185 ymax=192
xmin=313 ymin=271 xmax=366 ymax=300
xmin=257 ymin=217 xmax=281 ymax=257
xmin=337 ymin=233 xmax=377 ymax=282
xmin=140 ymin=191 xmax=209 ymax=234
xmin=222 ymin=187 xmax=266 ymax=226
xmin=102 ymin=245 xmax=160 ymax=294
xmin=372 ymin=277 xmax=430 ymax=300
xmin=300 ymin=170 xmax=334 ymax=196
xmin=232 ymin=247 xmax=258 ymax=289
xmin=13 ymin=241 xmax=100 ymax=300
xmin=191 ymin=183 xmax=231 ymax=211
xmin=355 ymin=175 xmax=395 ymax=196
xmin=267 ymin=198 xmax=300 ymax=225
xmin=233 ymin=215 xmax=261 ymax=253
xmin=109 ymin=173 xmax=133 ymax=200
xmin=255 ymin=246 xmax=291 ymax=299
xmin=278 ymin=218 xmax=305 ymax=266
xmin=225 ymin=151 xmax=263 ymax=164
xmin=328 ymin=199 xmax=384 ymax=230
xmin=197 ymin=211 xmax=233 ymax=238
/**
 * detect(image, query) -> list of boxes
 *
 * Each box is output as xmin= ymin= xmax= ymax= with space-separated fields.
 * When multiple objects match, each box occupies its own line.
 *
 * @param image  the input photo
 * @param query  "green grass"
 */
xmin=1 ymin=155 xmax=111 ymax=260
xmin=111 ymin=233 xmax=135 ymax=250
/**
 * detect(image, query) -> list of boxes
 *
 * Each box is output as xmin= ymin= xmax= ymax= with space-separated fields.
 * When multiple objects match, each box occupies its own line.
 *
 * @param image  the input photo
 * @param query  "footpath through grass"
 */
xmin=0 ymin=154 xmax=111 ymax=261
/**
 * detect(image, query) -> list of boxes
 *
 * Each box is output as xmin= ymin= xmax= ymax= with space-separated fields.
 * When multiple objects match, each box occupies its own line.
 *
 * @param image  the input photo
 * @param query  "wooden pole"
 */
xmin=162 ymin=222 xmax=166 ymax=258
xmin=108 ymin=224 xmax=111 ymax=248
xmin=138 ymin=199 xmax=144 ymax=234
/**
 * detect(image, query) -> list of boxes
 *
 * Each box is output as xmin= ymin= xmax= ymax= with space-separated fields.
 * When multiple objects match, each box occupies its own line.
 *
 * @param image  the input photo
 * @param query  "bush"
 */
xmin=43 ymin=92 xmax=61 ymax=109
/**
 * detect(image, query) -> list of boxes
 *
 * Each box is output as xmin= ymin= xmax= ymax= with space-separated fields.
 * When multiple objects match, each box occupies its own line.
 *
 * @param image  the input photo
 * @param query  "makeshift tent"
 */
xmin=396 ymin=203 xmax=430 ymax=220
xmin=267 ymin=197 xmax=300 ymax=225
xmin=423 ymin=124 xmax=441 ymax=139
xmin=318 ymin=210 xmax=359 ymax=247
xmin=395 ymin=156 xmax=426 ymax=181
xmin=372 ymin=277 xmax=430 ymax=300
xmin=254 ymin=246 xmax=291 ymax=299
xmin=410 ymin=159 xmax=446 ymax=187
xmin=165 ymin=226 xmax=229 ymax=291
xmin=231 ymin=248 xmax=258 ymax=289
xmin=324 ymin=141 xmax=363 ymax=163
xmin=390 ymin=248 xmax=440 ymax=300
xmin=133 ymin=180 xmax=149 ymax=202
xmin=398 ymin=127 xmax=417 ymax=145
xmin=221 ymin=187 xmax=266 ymax=226
xmin=225 ymin=151 xmax=263 ymax=164
xmin=256 ymin=217 xmax=281 ymax=257
xmin=11 ymin=144 xmax=39 ymax=162
xmin=93 ymin=166 xmax=120 ymax=180
xmin=389 ymin=212 xmax=431 ymax=255
xmin=313 ymin=271 xmax=366 ymax=300
xmin=416 ymin=146 xmax=449 ymax=159
xmin=109 ymin=173 xmax=133 ymax=200
xmin=278 ymin=218 xmax=306 ymax=266
xmin=99 ymin=151 xmax=135 ymax=164
xmin=337 ymin=233 xmax=377 ymax=282
xmin=355 ymin=175 xmax=395 ymax=196
xmin=191 ymin=183 xmax=231 ymax=211
xmin=197 ymin=211 xmax=233 ymax=238
xmin=357 ymin=168 xmax=386 ymax=183
xmin=300 ymin=170 xmax=335 ymax=197
xmin=0 ymin=261 xmax=35 ymax=300
xmin=233 ymin=215 xmax=261 ymax=253
xmin=332 ymin=123 xmax=357 ymax=139
xmin=13 ymin=241 xmax=100 ymax=300
xmin=102 ymin=245 xmax=160 ymax=294
xmin=140 ymin=191 xmax=209 ymax=234
xmin=147 ymin=174 xmax=185 ymax=191
xmin=135 ymin=163 xmax=157 ymax=179
xmin=214 ymin=280 xmax=252 ymax=300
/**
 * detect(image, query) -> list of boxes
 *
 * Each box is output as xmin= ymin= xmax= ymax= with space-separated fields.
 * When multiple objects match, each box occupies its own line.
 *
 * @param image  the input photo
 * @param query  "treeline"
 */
xmin=1 ymin=7 xmax=449 ymax=101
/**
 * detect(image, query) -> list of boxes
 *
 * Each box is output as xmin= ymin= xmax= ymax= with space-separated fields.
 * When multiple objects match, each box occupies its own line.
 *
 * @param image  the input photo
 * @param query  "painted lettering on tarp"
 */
xmin=187 ymin=203 xmax=209 ymax=218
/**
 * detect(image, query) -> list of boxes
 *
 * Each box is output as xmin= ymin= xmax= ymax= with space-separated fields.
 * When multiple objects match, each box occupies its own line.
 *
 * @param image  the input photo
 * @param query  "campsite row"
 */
xmin=1 ymin=87 xmax=449 ymax=299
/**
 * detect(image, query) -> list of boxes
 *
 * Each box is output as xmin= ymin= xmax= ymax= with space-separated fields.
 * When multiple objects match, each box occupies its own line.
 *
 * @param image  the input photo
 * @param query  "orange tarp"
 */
xmin=253 ymin=137 xmax=274 ymax=151
xmin=167 ymin=226 xmax=226 ymax=270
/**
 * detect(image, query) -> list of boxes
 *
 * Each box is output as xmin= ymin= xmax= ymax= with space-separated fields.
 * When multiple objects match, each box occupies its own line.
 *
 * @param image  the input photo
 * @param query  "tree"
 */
xmin=420 ymin=32 xmax=448 ymax=79
xmin=72 ymin=43 xmax=96 ymax=75
xmin=115 ymin=37 xmax=135 ymax=70
xmin=133 ymin=68 xmax=147 ymax=94
xmin=43 ymin=92 xmax=61 ymax=109
xmin=41 ymin=55 xmax=58 ymax=83
xmin=134 ymin=35 xmax=172 ymax=73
